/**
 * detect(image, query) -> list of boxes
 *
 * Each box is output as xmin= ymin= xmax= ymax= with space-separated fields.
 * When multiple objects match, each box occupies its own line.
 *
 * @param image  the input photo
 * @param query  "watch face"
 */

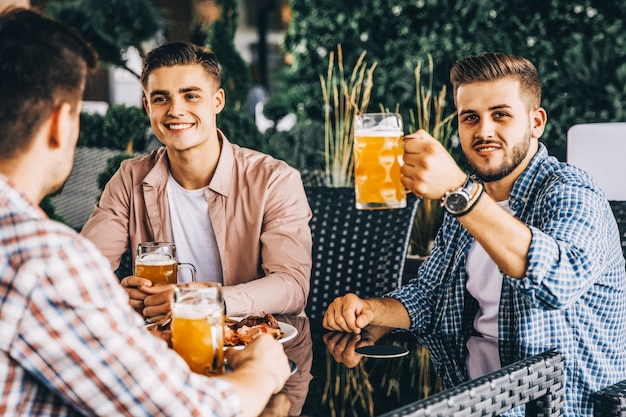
xmin=446 ymin=192 xmax=470 ymax=213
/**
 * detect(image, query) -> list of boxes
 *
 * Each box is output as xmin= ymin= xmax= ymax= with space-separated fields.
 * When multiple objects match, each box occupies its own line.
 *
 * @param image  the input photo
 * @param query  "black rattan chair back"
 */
xmin=591 ymin=201 xmax=626 ymax=416
xmin=609 ymin=201 xmax=626 ymax=259
xmin=304 ymin=187 xmax=419 ymax=320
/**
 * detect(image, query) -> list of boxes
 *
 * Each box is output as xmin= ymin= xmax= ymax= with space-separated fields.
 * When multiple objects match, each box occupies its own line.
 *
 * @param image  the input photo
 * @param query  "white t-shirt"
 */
xmin=465 ymin=200 xmax=513 ymax=378
xmin=166 ymin=173 xmax=223 ymax=283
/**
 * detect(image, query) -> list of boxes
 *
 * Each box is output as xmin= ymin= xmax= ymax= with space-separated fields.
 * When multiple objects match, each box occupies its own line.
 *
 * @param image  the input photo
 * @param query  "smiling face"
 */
xmin=456 ymin=77 xmax=546 ymax=184
xmin=142 ymin=64 xmax=225 ymax=154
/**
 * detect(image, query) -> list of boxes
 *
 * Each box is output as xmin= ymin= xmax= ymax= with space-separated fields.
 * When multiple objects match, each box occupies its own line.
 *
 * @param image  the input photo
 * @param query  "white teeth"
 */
xmin=168 ymin=123 xmax=192 ymax=130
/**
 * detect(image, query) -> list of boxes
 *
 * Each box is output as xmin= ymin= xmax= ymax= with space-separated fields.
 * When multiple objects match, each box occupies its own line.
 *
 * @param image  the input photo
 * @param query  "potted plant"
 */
xmin=405 ymin=55 xmax=456 ymax=268
xmin=319 ymin=44 xmax=377 ymax=187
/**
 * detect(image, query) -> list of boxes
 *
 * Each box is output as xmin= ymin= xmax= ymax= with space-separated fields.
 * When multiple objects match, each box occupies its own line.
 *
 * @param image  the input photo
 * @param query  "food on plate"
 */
xmin=224 ymin=313 xmax=283 ymax=346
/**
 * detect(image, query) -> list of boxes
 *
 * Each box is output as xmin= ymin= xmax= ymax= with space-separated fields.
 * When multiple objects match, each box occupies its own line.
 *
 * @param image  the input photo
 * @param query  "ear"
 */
xmin=214 ymin=88 xmax=226 ymax=115
xmin=530 ymin=107 xmax=547 ymax=139
xmin=48 ymin=103 xmax=74 ymax=149
xmin=143 ymin=95 xmax=149 ymax=113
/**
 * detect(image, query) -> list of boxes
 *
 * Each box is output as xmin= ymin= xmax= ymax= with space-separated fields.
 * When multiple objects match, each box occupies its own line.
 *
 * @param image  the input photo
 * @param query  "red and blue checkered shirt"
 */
xmin=0 ymin=175 xmax=242 ymax=416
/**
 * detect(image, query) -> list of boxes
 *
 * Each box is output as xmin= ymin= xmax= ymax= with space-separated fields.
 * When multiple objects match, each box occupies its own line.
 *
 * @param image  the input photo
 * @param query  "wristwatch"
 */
xmin=441 ymin=175 xmax=483 ymax=217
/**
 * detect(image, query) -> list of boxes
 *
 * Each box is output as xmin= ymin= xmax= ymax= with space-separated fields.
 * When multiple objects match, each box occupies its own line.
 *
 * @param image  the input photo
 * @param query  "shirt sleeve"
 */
xmin=222 ymin=167 xmax=312 ymax=316
xmin=10 ymin=232 xmax=242 ymax=417
xmin=511 ymin=179 xmax=624 ymax=309
xmin=80 ymin=165 xmax=133 ymax=272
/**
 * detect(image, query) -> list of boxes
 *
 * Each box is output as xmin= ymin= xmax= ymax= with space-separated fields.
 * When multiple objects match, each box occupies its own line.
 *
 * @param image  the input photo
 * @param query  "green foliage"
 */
xmin=44 ymin=0 xmax=165 ymax=77
xmin=200 ymin=0 xmax=253 ymax=110
xmin=40 ymin=196 xmax=64 ymax=223
xmin=283 ymin=0 xmax=626 ymax=158
xmin=217 ymin=106 xmax=267 ymax=152
xmin=77 ymin=112 xmax=104 ymax=147
xmin=102 ymin=105 xmax=149 ymax=151
xmin=77 ymin=105 xmax=149 ymax=151
xmin=264 ymin=119 xmax=326 ymax=170
xmin=262 ymin=93 xmax=293 ymax=122
xmin=97 ymin=153 xmax=135 ymax=192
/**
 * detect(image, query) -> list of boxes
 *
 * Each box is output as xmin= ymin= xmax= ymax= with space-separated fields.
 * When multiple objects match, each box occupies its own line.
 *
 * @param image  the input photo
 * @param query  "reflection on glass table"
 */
xmin=299 ymin=319 xmax=443 ymax=417
xmin=274 ymin=317 xmax=563 ymax=417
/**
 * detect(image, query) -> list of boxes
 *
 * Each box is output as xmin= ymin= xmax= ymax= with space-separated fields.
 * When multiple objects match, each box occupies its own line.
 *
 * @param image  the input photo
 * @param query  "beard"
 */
xmin=466 ymin=127 xmax=532 ymax=183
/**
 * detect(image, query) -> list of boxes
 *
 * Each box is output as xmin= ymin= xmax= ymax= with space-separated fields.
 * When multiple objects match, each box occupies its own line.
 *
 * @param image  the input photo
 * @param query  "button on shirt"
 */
xmin=387 ymin=144 xmax=626 ymax=416
xmin=0 ymin=175 xmax=241 ymax=416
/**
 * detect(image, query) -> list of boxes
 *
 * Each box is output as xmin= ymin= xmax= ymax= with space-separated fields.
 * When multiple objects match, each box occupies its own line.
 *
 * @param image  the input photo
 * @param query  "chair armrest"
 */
xmin=594 ymin=379 xmax=626 ymax=417
xmin=379 ymin=349 xmax=564 ymax=417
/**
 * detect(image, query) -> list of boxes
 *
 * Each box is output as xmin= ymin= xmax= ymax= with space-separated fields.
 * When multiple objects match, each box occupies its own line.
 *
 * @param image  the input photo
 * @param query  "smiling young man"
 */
xmin=322 ymin=52 xmax=626 ymax=416
xmin=81 ymin=42 xmax=312 ymax=322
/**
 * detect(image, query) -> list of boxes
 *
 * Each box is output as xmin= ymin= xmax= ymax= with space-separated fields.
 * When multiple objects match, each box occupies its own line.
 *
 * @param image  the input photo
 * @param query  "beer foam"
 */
xmin=354 ymin=129 xmax=402 ymax=137
xmin=136 ymin=253 xmax=175 ymax=265
xmin=173 ymin=303 xmax=222 ymax=319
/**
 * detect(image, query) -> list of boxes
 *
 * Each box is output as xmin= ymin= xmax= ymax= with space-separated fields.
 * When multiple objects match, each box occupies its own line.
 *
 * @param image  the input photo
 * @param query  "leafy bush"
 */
xmin=217 ymin=106 xmax=267 ymax=152
xmin=78 ymin=112 xmax=104 ymax=147
xmin=282 ymin=0 xmax=626 ymax=159
xmin=45 ymin=0 xmax=164 ymax=77
xmin=77 ymin=105 xmax=149 ymax=151
xmin=264 ymin=118 xmax=326 ymax=170
xmin=200 ymin=0 xmax=252 ymax=111
xmin=102 ymin=105 xmax=149 ymax=151
xmin=40 ymin=196 xmax=64 ymax=223
xmin=97 ymin=153 xmax=135 ymax=193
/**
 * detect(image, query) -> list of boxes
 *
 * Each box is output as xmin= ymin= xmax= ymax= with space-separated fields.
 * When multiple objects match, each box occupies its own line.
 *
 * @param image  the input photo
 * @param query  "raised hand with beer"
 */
xmin=121 ymin=242 xmax=197 ymax=323
xmin=353 ymin=113 xmax=406 ymax=210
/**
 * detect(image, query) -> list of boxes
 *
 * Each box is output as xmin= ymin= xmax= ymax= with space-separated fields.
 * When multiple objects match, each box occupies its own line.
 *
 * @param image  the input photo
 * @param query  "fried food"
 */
xmin=224 ymin=313 xmax=283 ymax=346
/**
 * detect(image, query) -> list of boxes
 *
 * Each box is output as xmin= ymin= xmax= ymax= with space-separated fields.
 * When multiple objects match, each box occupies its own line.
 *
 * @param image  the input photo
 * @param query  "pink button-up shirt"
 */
xmin=81 ymin=133 xmax=312 ymax=316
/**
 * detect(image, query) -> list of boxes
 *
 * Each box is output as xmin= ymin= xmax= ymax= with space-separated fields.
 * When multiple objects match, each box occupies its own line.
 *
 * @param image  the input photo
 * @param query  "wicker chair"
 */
xmin=591 ymin=201 xmax=626 ymax=416
xmin=568 ymin=123 xmax=626 ymax=416
xmin=379 ymin=349 xmax=565 ymax=417
xmin=304 ymin=187 xmax=419 ymax=320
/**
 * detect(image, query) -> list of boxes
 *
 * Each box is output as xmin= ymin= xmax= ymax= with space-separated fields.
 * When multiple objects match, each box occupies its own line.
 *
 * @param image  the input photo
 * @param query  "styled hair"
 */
xmin=0 ymin=7 xmax=97 ymax=159
xmin=140 ymin=42 xmax=221 ymax=88
xmin=450 ymin=52 xmax=542 ymax=110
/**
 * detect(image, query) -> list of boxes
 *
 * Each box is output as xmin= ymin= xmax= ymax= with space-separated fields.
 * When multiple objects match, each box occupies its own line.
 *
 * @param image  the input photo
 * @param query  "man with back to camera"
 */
xmin=0 ymin=7 xmax=290 ymax=416
xmin=323 ymin=52 xmax=626 ymax=416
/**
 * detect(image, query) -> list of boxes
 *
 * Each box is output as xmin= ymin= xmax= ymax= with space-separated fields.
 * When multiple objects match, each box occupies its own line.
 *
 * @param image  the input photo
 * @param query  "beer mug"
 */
xmin=171 ymin=282 xmax=225 ymax=375
xmin=353 ymin=113 xmax=406 ymax=210
xmin=135 ymin=242 xmax=197 ymax=285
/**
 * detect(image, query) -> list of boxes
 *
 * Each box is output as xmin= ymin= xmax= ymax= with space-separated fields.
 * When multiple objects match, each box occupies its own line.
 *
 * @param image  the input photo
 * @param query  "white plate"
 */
xmin=225 ymin=317 xmax=298 ymax=350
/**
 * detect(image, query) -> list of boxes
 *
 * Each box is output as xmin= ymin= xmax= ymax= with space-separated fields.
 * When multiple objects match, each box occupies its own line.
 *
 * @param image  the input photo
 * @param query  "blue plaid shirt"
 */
xmin=388 ymin=143 xmax=626 ymax=416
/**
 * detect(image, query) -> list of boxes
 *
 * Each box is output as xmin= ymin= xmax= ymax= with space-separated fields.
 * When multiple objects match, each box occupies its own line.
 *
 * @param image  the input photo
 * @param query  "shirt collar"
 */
xmin=209 ymin=129 xmax=233 ymax=197
xmin=508 ymin=142 xmax=550 ymax=212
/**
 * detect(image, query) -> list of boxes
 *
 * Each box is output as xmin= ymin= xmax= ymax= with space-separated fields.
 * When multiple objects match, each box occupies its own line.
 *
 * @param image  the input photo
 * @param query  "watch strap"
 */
xmin=441 ymin=175 xmax=474 ymax=215
xmin=452 ymin=182 xmax=484 ymax=217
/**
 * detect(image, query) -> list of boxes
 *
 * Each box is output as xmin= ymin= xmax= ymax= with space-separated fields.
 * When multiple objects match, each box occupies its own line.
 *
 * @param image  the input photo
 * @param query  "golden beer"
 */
xmin=172 ymin=306 xmax=225 ymax=375
xmin=135 ymin=254 xmax=177 ymax=286
xmin=171 ymin=282 xmax=225 ymax=375
xmin=354 ymin=129 xmax=405 ymax=210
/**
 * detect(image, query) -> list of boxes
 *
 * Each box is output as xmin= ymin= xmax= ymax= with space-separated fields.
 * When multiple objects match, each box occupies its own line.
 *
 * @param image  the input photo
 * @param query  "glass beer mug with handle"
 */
xmin=135 ymin=242 xmax=197 ymax=285
xmin=171 ymin=282 xmax=225 ymax=375
xmin=353 ymin=113 xmax=406 ymax=210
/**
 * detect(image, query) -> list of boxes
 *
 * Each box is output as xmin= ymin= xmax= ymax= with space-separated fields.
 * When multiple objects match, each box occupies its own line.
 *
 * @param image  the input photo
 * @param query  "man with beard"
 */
xmin=322 ymin=52 xmax=626 ymax=416
xmin=0 ymin=8 xmax=290 ymax=417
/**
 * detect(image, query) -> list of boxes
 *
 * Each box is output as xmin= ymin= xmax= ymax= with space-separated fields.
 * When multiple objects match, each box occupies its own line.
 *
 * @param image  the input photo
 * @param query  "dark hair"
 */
xmin=140 ymin=42 xmax=221 ymax=88
xmin=450 ymin=52 xmax=542 ymax=110
xmin=0 ymin=7 xmax=97 ymax=159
